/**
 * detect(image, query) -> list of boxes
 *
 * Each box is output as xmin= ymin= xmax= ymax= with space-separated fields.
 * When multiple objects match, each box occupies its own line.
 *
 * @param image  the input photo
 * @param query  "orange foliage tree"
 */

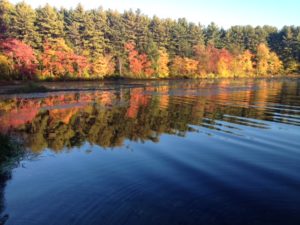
xmin=124 ymin=42 xmax=154 ymax=78
xmin=194 ymin=44 xmax=255 ymax=78
xmin=170 ymin=56 xmax=198 ymax=77
xmin=194 ymin=44 xmax=223 ymax=76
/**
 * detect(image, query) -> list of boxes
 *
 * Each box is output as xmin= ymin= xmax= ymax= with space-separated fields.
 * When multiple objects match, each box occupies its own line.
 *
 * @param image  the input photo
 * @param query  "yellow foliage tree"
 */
xmin=256 ymin=43 xmax=270 ymax=76
xmin=218 ymin=58 xmax=232 ymax=77
xmin=156 ymin=48 xmax=169 ymax=78
xmin=0 ymin=54 xmax=14 ymax=80
xmin=183 ymin=58 xmax=198 ymax=77
xmin=232 ymin=50 xmax=254 ymax=77
xmin=256 ymin=43 xmax=283 ymax=76
xmin=90 ymin=55 xmax=116 ymax=78
xmin=268 ymin=52 xmax=283 ymax=75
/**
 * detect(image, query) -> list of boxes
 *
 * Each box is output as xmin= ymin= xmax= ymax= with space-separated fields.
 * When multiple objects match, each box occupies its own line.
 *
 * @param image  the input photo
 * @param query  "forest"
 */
xmin=0 ymin=0 xmax=299 ymax=80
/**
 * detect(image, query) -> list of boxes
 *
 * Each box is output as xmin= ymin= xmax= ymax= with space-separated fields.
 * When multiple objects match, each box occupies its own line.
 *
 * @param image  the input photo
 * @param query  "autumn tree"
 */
xmin=232 ymin=50 xmax=254 ymax=77
xmin=217 ymin=49 xmax=233 ymax=77
xmin=40 ymin=39 xmax=89 ymax=79
xmin=256 ymin=43 xmax=270 ymax=75
xmin=0 ymin=0 xmax=298 ymax=80
xmin=0 ymin=54 xmax=13 ymax=79
xmin=170 ymin=56 xmax=198 ymax=77
xmin=256 ymin=43 xmax=283 ymax=75
xmin=193 ymin=44 xmax=209 ymax=76
xmin=156 ymin=48 xmax=169 ymax=78
xmin=193 ymin=44 xmax=222 ymax=76
xmin=125 ymin=42 xmax=153 ymax=78
xmin=90 ymin=54 xmax=115 ymax=78
xmin=184 ymin=57 xmax=199 ymax=77
xmin=268 ymin=52 xmax=283 ymax=75
xmin=0 ymin=38 xmax=37 ymax=79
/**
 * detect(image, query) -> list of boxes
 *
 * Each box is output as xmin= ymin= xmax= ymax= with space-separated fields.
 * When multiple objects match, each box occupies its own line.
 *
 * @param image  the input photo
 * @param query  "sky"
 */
xmin=10 ymin=0 xmax=300 ymax=28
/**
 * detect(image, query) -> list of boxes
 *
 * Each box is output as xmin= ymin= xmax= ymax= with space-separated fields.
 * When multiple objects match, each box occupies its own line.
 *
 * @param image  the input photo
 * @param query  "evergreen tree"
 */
xmin=122 ymin=9 xmax=137 ymax=42
xmin=67 ymin=4 xmax=85 ymax=53
xmin=106 ymin=10 xmax=126 ymax=76
xmin=149 ymin=16 xmax=170 ymax=49
xmin=35 ymin=4 xmax=64 ymax=44
xmin=9 ymin=1 xmax=39 ymax=48
xmin=0 ymin=0 xmax=14 ymax=35
xmin=204 ymin=22 xmax=223 ymax=48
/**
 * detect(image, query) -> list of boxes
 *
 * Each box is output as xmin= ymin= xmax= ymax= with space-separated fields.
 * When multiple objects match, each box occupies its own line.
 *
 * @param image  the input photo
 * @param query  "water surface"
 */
xmin=0 ymin=78 xmax=300 ymax=225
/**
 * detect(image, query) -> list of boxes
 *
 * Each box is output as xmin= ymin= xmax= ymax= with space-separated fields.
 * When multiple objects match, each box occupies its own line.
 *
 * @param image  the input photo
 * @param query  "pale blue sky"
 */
xmin=10 ymin=0 xmax=300 ymax=28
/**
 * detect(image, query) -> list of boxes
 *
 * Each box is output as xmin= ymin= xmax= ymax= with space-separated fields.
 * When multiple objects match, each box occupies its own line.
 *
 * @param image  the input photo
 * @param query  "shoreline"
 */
xmin=0 ymin=75 xmax=299 ymax=95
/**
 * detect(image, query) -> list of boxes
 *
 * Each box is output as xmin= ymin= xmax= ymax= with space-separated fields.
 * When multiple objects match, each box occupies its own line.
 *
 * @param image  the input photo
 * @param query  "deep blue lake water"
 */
xmin=0 ymin=78 xmax=300 ymax=225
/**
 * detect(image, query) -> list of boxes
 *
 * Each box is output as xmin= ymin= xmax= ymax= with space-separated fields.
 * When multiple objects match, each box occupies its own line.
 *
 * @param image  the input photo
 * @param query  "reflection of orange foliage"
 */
xmin=157 ymin=86 xmax=169 ymax=109
xmin=0 ymin=91 xmax=119 ymax=131
xmin=49 ymin=108 xmax=80 ymax=124
xmin=0 ymin=107 xmax=38 ymax=131
xmin=126 ymin=88 xmax=149 ymax=119
xmin=217 ymin=80 xmax=230 ymax=103
xmin=255 ymin=80 xmax=269 ymax=110
xmin=100 ymin=91 xmax=114 ymax=105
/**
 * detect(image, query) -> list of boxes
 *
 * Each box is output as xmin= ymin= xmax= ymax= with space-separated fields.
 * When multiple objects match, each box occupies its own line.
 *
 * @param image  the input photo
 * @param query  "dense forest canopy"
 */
xmin=0 ymin=0 xmax=299 ymax=80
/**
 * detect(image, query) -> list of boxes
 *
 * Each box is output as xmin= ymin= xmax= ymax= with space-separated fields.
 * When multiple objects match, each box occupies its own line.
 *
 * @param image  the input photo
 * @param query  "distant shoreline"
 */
xmin=0 ymin=75 xmax=299 ymax=95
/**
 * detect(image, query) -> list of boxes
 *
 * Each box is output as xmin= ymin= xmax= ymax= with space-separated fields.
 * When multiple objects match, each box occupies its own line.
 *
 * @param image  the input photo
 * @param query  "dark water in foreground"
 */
xmin=0 ymin=79 xmax=300 ymax=225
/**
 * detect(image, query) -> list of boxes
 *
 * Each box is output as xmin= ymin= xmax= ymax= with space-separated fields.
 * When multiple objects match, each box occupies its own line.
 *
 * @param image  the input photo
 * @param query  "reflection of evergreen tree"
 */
xmin=0 ymin=134 xmax=25 ymax=224
xmin=0 ymin=172 xmax=9 ymax=224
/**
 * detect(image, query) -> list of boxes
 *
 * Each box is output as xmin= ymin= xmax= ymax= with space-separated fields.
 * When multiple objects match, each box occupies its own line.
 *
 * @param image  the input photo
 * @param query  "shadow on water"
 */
xmin=0 ymin=78 xmax=299 ymax=225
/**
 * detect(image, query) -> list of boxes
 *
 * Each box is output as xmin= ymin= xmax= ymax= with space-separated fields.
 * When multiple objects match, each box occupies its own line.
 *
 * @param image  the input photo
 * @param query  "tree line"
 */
xmin=0 ymin=0 xmax=299 ymax=80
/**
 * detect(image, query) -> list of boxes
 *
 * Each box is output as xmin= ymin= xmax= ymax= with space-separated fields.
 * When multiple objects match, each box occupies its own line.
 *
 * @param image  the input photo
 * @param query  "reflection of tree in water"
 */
xmin=0 ymin=134 xmax=25 ymax=225
xmin=0 ymin=172 xmax=10 ymax=225
xmin=0 ymin=79 xmax=299 ymax=153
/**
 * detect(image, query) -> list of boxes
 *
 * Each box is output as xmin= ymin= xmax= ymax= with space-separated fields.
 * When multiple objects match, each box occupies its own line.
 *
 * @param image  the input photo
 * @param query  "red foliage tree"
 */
xmin=125 ymin=42 xmax=153 ymax=77
xmin=0 ymin=38 xmax=37 ymax=79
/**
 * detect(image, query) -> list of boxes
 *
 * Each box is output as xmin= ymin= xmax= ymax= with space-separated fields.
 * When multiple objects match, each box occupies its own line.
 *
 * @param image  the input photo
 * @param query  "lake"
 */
xmin=0 ymin=78 xmax=300 ymax=225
